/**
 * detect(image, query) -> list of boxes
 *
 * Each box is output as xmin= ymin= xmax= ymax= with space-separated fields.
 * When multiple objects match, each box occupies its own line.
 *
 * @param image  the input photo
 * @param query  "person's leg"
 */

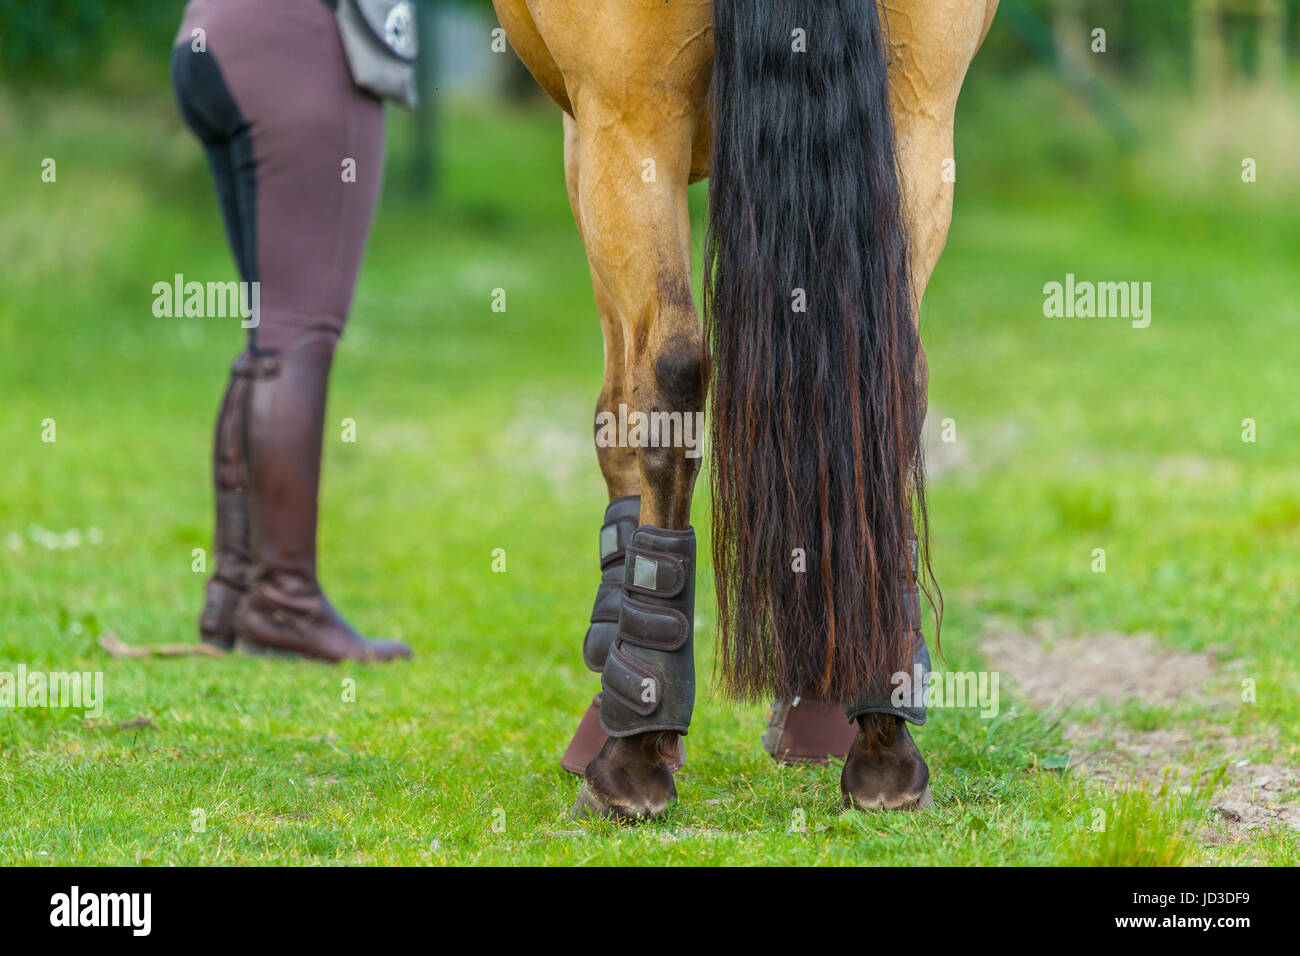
xmin=171 ymin=27 xmax=258 ymax=648
xmin=174 ymin=0 xmax=408 ymax=661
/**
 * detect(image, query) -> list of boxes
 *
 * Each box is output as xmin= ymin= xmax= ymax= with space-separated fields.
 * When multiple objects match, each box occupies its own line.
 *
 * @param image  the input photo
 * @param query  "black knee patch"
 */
xmin=171 ymin=42 xmax=245 ymax=144
xmin=653 ymin=339 xmax=708 ymax=412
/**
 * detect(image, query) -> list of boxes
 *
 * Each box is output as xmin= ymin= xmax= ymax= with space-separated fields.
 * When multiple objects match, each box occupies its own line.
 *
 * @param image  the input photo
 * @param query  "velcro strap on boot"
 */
xmin=581 ymin=496 xmax=641 ymax=673
xmin=904 ymin=586 xmax=921 ymax=632
xmin=589 ymin=576 xmax=622 ymax=625
xmin=582 ymin=574 xmax=623 ymax=672
xmin=600 ymin=525 xmax=696 ymax=738
xmin=623 ymin=544 xmax=686 ymax=599
xmin=618 ymin=596 xmax=689 ymax=652
xmin=602 ymin=642 xmax=665 ymax=717
xmin=903 ymin=531 xmax=921 ymax=630
xmin=598 ymin=495 xmax=640 ymax=571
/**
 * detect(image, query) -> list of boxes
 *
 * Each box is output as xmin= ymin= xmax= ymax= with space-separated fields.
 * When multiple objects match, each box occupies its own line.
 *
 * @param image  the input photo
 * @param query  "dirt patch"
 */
xmin=980 ymin=630 xmax=1220 ymax=711
xmin=1210 ymin=762 xmax=1300 ymax=835
xmin=980 ymin=628 xmax=1299 ymax=837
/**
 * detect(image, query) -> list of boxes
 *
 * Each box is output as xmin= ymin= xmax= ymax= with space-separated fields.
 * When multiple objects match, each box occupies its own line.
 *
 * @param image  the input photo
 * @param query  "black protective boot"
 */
xmin=575 ymin=525 xmax=696 ymax=819
xmin=598 ymin=525 xmax=697 ymax=738
xmin=560 ymin=495 xmax=640 ymax=775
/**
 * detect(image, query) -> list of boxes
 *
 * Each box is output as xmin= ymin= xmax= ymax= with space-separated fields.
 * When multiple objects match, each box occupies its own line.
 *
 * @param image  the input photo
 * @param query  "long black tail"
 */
xmin=704 ymin=0 xmax=936 ymax=704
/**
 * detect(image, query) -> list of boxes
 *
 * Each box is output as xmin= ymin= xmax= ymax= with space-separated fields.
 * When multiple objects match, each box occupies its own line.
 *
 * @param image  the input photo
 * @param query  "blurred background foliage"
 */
xmin=3 ymin=0 xmax=1297 ymax=206
xmin=3 ymin=1 xmax=1298 ymax=89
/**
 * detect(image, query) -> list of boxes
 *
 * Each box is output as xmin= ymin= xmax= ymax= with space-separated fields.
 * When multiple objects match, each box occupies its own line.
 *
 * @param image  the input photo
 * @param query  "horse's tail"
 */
xmin=704 ymin=0 xmax=935 ymax=704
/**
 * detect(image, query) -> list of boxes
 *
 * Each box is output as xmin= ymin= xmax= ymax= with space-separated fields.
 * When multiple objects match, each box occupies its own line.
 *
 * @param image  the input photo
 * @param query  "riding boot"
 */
xmin=233 ymin=331 xmax=411 ymax=663
xmin=198 ymin=352 xmax=254 ymax=649
xmin=560 ymin=495 xmax=640 ymax=774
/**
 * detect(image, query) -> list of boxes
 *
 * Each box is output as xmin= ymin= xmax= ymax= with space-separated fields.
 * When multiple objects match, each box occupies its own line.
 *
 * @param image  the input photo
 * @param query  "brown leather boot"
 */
xmin=233 ymin=332 xmax=411 ymax=663
xmin=198 ymin=353 xmax=254 ymax=649
xmin=762 ymin=697 xmax=858 ymax=765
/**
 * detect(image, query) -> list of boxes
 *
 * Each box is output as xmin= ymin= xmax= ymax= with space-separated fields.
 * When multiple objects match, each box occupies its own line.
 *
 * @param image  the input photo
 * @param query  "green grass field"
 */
xmin=1 ymin=70 xmax=1297 ymax=865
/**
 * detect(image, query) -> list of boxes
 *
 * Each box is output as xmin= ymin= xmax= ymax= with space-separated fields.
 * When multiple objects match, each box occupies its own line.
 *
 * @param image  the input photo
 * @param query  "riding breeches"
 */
xmin=169 ymin=0 xmax=384 ymax=353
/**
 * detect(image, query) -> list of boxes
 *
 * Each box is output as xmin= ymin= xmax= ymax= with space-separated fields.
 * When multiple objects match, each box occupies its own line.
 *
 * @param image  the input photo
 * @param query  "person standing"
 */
xmin=170 ymin=0 xmax=418 ymax=661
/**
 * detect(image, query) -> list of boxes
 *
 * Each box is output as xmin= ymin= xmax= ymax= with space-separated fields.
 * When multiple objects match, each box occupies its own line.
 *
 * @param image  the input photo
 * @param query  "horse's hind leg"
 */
xmin=571 ymin=111 xmax=707 ymax=818
xmin=839 ymin=0 xmax=998 ymax=812
xmin=537 ymin=5 xmax=712 ymax=820
xmin=559 ymin=112 xmax=642 ymax=776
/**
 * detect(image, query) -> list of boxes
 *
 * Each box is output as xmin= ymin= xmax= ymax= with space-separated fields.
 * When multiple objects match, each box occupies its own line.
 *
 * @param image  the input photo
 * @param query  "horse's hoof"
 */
xmin=842 ymin=783 xmax=933 ymax=812
xmin=572 ymin=780 xmax=614 ymax=819
xmin=572 ymin=733 xmax=680 ymax=821
xmin=572 ymin=780 xmax=668 ymax=822
xmin=840 ymin=714 xmax=933 ymax=812
xmin=572 ymin=779 xmax=676 ymax=821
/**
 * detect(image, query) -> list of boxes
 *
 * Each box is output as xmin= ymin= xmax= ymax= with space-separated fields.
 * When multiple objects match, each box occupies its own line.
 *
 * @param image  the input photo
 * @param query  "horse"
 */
xmin=491 ymin=0 xmax=999 ymax=819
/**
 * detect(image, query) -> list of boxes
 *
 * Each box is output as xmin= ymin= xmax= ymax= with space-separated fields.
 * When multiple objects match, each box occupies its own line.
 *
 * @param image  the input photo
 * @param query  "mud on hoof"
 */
xmin=572 ymin=732 xmax=683 ymax=821
xmin=840 ymin=714 xmax=933 ymax=812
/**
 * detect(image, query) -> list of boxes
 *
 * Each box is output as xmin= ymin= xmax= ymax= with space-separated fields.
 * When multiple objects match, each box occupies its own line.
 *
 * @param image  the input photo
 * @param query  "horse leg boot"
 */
xmin=199 ymin=353 xmax=254 ymax=649
xmin=233 ymin=331 xmax=411 ymax=662
xmin=761 ymin=698 xmax=859 ymax=766
xmin=841 ymin=528 xmax=932 ymax=810
xmin=574 ymin=525 xmax=696 ymax=820
xmin=560 ymin=494 xmax=639 ymax=775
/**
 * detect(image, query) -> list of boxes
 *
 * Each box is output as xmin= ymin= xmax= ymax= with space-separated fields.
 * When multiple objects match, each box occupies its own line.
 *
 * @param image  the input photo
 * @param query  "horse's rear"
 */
xmin=492 ymin=0 xmax=998 ymax=819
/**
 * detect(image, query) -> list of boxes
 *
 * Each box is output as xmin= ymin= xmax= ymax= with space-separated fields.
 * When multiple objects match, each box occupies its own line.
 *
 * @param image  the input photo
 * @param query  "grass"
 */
xmin=0 ymin=63 xmax=1297 ymax=865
